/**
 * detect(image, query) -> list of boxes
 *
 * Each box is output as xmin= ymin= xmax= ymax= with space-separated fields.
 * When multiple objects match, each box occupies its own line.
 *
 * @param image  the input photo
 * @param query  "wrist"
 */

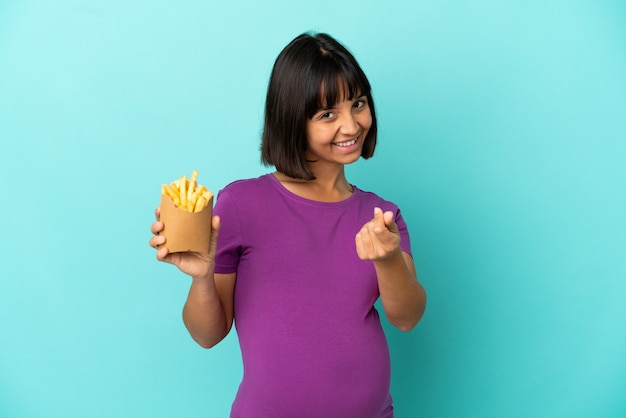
xmin=190 ymin=271 xmax=215 ymax=285
xmin=373 ymin=248 xmax=403 ymax=265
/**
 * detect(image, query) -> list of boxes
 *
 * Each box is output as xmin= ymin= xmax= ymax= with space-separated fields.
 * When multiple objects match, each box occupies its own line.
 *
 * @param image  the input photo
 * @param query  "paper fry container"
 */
xmin=158 ymin=194 xmax=213 ymax=253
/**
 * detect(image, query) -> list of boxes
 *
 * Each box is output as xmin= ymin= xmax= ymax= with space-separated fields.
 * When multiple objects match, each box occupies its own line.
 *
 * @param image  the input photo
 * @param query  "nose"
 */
xmin=339 ymin=113 xmax=359 ymax=136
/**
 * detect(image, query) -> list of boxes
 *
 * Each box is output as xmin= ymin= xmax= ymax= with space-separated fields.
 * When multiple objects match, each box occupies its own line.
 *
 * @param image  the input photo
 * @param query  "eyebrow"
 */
xmin=318 ymin=94 xmax=367 ymax=111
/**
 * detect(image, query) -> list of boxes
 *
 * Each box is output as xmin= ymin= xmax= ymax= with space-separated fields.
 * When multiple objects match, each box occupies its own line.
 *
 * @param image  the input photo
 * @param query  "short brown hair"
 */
xmin=261 ymin=33 xmax=378 ymax=180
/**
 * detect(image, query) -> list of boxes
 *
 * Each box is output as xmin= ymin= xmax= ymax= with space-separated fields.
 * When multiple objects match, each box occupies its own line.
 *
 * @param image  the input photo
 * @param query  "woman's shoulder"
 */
xmin=219 ymin=173 xmax=272 ymax=193
xmin=215 ymin=173 xmax=274 ymax=204
xmin=352 ymin=185 xmax=400 ymax=212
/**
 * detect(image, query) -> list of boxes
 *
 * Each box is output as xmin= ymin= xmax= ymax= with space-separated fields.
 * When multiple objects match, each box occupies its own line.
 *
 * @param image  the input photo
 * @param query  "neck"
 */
xmin=307 ymin=158 xmax=353 ymax=190
xmin=274 ymin=164 xmax=353 ymax=202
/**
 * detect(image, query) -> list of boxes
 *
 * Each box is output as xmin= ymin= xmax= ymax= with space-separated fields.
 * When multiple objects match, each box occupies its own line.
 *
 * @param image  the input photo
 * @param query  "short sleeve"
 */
xmin=213 ymin=186 xmax=242 ymax=274
xmin=395 ymin=207 xmax=413 ymax=257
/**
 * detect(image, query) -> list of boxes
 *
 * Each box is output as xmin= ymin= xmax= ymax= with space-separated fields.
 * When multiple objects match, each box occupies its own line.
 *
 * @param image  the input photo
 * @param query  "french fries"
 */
xmin=161 ymin=170 xmax=213 ymax=213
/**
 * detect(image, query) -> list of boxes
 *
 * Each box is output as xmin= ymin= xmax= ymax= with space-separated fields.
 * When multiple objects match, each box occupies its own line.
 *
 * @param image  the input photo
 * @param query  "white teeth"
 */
xmin=334 ymin=139 xmax=357 ymax=147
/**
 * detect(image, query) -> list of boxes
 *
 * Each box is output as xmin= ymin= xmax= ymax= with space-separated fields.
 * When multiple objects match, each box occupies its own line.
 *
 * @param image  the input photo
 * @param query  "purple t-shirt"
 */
xmin=213 ymin=174 xmax=412 ymax=418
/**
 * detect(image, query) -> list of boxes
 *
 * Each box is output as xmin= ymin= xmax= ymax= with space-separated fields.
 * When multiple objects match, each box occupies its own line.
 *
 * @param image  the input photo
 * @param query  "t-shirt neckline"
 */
xmin=266 ymin=173 xmax=359 ymax=207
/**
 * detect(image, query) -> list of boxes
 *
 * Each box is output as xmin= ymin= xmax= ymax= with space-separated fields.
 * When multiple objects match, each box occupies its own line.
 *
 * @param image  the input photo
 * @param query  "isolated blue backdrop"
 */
xmin=1 ymin=1 xmax=625 ymax=417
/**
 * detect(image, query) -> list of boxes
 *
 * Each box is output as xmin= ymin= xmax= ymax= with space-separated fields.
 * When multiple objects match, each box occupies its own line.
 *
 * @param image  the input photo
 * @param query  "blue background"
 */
xmin=1 ymin=1 xmax=625 ymax=417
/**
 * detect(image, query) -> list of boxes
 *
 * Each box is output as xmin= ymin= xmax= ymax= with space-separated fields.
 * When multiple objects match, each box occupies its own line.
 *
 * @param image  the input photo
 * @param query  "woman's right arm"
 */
xmin=149 ymin=208 xmax=236 ymax=348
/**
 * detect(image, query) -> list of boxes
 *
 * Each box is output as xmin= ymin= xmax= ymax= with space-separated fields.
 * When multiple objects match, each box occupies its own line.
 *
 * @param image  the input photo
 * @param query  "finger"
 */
xmin=149 ymin=233 xmax=166 ymax=249
xmin=151 ymin=221 xmax=164 ymax=235
xmin=356 ymin=226 xmax=376 ymax=259
xmin=155 ymin=206 xmax=161 ymax=221
xmin=355 ymin=232 xmax=367 ymax=260
xmin=156 ymin=246 xmax=170 ymax=261
xmin=157 ymin=250 xmax=179 ymax=267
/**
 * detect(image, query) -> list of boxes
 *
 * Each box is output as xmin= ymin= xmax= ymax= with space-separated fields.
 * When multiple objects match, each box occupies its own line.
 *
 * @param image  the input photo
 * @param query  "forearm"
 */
xmin=182 ymin=275 xmax=229 ymax=348
xmin=375 ymin=251 xmax=426 ymax=332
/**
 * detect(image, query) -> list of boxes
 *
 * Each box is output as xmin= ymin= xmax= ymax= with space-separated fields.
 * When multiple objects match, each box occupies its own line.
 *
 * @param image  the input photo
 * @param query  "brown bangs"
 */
xmin=305 ymin=57 xmax=371 ymax=118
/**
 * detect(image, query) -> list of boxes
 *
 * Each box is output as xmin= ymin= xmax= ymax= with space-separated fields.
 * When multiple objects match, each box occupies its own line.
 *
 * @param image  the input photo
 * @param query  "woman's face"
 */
xmin=305 ymin=92 xmax=372 ymax=168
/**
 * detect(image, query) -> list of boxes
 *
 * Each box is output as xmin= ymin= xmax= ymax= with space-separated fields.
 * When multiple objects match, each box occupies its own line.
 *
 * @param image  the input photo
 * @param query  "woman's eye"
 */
xmin=353 ymin=99 xmax=366 ymax=109
xmin=320 ymin=112 xmax=333 ymax=119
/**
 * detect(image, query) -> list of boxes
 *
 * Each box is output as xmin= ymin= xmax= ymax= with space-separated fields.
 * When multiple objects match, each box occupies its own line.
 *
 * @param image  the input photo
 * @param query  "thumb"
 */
xmin=208 ymin=215 xmax=221 ymax=256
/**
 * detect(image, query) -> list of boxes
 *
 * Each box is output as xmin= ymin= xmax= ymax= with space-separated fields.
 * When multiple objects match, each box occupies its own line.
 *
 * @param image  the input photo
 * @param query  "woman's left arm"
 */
xmin=356 ymin=207 xmax=427 ymax=332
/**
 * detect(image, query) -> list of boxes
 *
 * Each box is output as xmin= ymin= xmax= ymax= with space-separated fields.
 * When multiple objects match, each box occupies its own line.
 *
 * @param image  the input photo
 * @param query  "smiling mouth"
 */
xmin=333 ymin=138 xmax=357 ymax=147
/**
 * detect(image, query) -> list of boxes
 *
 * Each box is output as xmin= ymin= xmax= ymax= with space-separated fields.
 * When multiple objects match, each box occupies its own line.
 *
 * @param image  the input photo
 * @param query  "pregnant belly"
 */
xmin=232 ymin=317 xmax=392 ymax=418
